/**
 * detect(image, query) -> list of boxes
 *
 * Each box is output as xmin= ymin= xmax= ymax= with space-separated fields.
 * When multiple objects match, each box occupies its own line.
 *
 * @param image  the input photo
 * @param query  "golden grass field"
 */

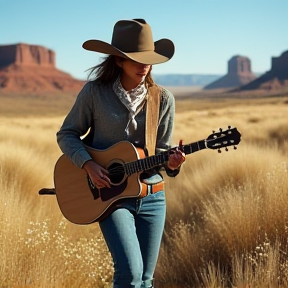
xmin=1 ymin=88 xmax=288 ymax=288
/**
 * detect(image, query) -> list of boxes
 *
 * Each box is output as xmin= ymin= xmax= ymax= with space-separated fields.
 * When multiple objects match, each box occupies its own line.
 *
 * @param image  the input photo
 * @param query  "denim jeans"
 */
xmin=99 ymin=190 xmax=166 ymax=288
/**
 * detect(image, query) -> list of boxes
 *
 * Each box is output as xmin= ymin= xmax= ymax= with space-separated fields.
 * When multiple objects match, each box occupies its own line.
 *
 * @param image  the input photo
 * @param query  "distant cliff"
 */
xmin=0 ymin=43 xmax=85 ymax=93
xmin=0 ymin=43 xmax=55 ymax=68
xmin=236 ymin=50 xmax=288 ymax=91
xmin=204 ymin=55 xmax=256 ymax=90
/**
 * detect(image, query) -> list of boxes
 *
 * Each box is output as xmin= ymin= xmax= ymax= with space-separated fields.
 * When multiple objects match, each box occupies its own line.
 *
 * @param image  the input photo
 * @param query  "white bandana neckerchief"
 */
xmin=113 ymin=76 xmax=147 ymax=136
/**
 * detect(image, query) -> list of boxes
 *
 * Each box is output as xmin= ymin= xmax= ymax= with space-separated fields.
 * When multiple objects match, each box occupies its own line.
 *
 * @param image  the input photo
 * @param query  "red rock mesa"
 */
xmin=0 ymin=43 xmax=85 ymax=93
xmin=204 ymin=55 xmax=256 ymax=90
xmin=237 ymin=50 xmax=288 ymax=91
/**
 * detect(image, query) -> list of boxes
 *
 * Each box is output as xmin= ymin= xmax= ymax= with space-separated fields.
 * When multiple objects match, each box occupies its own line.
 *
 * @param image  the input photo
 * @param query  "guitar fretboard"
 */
xmin=124 ymin=140 xmax=207 ymax=175
xmin=183 ymin=140 xmax=206 ymax=155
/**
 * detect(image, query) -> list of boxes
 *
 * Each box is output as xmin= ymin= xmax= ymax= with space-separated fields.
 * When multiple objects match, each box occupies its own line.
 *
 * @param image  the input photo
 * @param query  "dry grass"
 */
xmin=0 ymin=115 xmax=113 ymax=288
xmin=1 ymin=90 xmax=288 ymax=287
xmin=0 ymin=92 xmax=77 ymax=117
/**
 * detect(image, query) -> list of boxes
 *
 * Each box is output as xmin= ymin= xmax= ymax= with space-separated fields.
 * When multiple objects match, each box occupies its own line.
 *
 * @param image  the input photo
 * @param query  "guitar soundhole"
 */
xmin=107 ymin=162 xmax=125 ymax=185
xmin=86 ymin=162 xmax=127 ymax=202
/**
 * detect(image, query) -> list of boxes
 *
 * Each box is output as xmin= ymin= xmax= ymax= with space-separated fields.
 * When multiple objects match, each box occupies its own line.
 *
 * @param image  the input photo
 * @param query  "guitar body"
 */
xmin=52 ymin=127 xmax=241 ymax=225
xmin=54 ymin=141 xmax=146 ymax=224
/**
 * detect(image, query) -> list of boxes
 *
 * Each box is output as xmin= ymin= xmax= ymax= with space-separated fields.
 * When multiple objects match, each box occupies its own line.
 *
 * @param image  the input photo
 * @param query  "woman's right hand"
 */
xmin=83 ymin=160 xmax=111 ymax=189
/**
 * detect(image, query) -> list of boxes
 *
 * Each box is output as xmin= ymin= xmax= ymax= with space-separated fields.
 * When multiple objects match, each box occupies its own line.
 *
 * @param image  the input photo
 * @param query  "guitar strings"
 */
xmin=107 ymin=152 xmax=168 ymax=176
xmin=108 ymin=166 xmax=125 ymax=175
xmin=105 ymin=129 xmax=237 ymax=177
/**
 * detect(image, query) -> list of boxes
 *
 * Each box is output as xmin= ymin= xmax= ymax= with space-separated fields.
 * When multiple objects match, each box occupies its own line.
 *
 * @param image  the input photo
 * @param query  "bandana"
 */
xmin=113 ymin=77 xmax=147 ymax=136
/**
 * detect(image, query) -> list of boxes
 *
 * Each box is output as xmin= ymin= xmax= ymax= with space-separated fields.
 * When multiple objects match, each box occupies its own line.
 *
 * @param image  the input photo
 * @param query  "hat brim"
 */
xmin=82 ymin=39 xmax=174 ymax=65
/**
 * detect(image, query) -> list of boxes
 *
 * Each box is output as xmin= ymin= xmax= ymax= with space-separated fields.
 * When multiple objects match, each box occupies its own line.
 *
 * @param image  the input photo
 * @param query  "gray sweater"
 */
xmin=57 ymin=81 xmax=179 ymax=183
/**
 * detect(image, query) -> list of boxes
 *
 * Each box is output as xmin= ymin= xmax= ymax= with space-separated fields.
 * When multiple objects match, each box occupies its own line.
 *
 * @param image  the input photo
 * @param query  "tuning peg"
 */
xmin=228 ymin=125 xmax=231 ymax=129
xmin=218 ymin=149 xmax=221 ymax=153
xmin=234 ymin=146 xmax=237 ymax=150
xmin=219 ymin=128 xmax=223 ymax=132
xmin=225 ymin=147 xmax=228 ymax=152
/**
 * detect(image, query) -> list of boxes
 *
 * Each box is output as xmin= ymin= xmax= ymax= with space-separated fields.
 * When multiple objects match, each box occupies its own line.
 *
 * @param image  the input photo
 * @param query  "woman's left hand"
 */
xmin=167 ymin=140 xmax=186 ymax=170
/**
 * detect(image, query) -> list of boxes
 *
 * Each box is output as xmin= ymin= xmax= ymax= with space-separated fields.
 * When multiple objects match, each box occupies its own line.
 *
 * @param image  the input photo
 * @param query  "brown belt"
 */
xmin=138 ymin=181 xmax=164 ymax=198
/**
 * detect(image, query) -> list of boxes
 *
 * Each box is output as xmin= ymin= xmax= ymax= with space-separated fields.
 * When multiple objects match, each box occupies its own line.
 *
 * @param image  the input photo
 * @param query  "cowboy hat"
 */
xmin=82 ymin=19 xmax=174 ymax=65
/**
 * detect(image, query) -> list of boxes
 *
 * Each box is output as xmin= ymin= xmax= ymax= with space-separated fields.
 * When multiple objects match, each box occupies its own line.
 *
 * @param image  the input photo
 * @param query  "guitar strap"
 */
xmin=145 ymin=85 xmax=162 ymax=156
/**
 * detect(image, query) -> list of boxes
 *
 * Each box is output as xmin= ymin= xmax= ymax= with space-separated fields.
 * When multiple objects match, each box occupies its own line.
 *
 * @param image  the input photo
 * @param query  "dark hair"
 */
xmin=87 ymin=55 xmax=155 ymax=87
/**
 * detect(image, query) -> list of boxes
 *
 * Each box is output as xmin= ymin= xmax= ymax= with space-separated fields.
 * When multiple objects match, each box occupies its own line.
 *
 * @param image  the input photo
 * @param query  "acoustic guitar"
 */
xmin=53 ymin=126 xmax=241 ymax=224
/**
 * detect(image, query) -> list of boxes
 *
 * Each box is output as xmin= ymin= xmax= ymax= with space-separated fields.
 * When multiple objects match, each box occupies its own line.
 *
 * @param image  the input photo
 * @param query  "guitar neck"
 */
xmin=182 ymin=139 xmax=207 ymax=155
xmin=124 ymin=139 xmax=207 ymax=175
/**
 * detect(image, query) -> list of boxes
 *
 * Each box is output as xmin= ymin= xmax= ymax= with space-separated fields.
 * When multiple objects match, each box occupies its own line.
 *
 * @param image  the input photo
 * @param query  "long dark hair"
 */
xmin=87 ymin=55 xmax=155 ymax=88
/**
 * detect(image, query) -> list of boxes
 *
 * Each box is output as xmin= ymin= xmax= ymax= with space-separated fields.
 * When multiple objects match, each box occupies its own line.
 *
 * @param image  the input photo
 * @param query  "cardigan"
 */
xmin=56 ymin=80 xmax=179 ymax=183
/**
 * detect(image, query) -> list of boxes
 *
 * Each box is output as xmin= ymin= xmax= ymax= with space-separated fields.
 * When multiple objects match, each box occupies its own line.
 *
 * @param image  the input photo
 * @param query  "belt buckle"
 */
xmin=147 ymin=185 xmax=152 ymax=196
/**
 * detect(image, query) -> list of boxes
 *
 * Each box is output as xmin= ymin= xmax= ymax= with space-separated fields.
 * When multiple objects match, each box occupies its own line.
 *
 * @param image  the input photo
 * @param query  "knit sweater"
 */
xmin=56 ymin=80 xmax=179 ymax=183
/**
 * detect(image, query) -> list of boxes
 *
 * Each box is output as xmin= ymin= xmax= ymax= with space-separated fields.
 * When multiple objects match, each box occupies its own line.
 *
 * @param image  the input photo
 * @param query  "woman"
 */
xmin=57 ymin=18 xmax=185 ymax=288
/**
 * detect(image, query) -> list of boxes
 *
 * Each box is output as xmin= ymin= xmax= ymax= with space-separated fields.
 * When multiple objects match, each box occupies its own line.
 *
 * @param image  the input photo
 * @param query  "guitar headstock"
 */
xmin=206 ymin=126 xmax=241 ymax=152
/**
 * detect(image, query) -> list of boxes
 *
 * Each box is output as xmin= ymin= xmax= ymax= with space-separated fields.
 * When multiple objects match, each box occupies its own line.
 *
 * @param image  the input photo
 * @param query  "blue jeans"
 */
xmin=99 ymin=190 xmax=166 ymax=288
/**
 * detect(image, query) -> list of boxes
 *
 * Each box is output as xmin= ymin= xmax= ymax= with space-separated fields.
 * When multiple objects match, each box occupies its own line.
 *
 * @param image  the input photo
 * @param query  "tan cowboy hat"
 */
xmin=82 ymin=18 xmax=174 ymax=65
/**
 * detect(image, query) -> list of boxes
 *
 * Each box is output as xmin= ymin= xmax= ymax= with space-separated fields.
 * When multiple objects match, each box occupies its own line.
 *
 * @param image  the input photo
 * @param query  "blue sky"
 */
xmin=1 ymin=0 xmax=287 ymax=80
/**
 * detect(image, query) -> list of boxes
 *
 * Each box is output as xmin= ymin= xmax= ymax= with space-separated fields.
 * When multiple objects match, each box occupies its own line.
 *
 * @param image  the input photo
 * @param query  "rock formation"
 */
xmin=236 ymin=50 xmax=288 ymax=91
xmin=204 ymin=55 xmax=256 ymax=90
xmin=0 ymin=43 xmax=85 ymax=93
xmin=0 ymin=43 xmax=55 ymax=68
